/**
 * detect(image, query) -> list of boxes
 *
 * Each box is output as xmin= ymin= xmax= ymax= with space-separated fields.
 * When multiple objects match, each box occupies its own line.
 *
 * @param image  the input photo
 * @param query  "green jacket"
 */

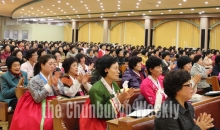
xmin=89 ymin=80 xmax=120 ymax=120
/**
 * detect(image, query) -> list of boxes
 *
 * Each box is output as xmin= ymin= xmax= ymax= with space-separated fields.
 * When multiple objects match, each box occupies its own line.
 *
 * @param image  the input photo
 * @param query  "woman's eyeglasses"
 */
xmin=183 ymin=83 xmax=193 ymax=89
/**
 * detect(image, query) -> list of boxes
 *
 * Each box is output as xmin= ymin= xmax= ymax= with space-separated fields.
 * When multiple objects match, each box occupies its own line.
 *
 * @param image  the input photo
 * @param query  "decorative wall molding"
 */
xmin=109 ymin=21 xmax=144 ymax=30
xmin=152 ymin=19 xmax=200 ymax=29
xmin=78 ymin=22 xmax=103 ymax=29
xmin=209 ymin=21 xmax=220 ymax=30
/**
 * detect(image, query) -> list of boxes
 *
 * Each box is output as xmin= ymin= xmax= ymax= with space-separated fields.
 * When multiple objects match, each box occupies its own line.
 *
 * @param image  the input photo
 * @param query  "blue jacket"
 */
xmin=122 ymin=68 xmax=147 ymax=88
xmin=0 ymin=70 xmax=28 ymax=104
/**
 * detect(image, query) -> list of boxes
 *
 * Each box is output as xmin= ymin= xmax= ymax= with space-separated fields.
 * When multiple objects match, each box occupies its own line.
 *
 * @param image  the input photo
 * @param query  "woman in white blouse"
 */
xmin=75 ymin=53 xmax=94 ymax=74
xmin=203 ymin=50 xmax=213 ymax=69
xmin=61 ymin=57 xmax=91 ymax=97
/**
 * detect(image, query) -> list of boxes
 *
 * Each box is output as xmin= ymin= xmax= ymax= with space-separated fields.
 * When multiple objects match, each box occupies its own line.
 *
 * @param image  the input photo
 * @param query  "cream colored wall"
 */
xmin=64 ymin=24 xmax=72 ymax=42
xmin=32 ymin=24 xmax=64 ymax=41
xmin=110 ymin=21 xmax=144 ymax=45
xmin=78 ymin=22 xmax=103 ymax=43
xmin=153 ymin=20 xmax=200 ymax=48
xmin=209 ymin=18 xmax=220 ymax=49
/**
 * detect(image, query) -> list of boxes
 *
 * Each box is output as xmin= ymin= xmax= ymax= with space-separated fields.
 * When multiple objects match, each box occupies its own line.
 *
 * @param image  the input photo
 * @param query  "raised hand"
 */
xmin=192 ymin=74 xmax=201 ymax=85
xmin=48 ymin=73 xmax=58 ymax=87
xmin=76 ymin=73 xmax=84 ymax=83
xmin=194 ymin=113 xmax=214 ymax=130
xmin=17 ymin=77 xmax=24 ymax=87
xmin=81 ymin=74 xmax=90 ymax=84
xmin=117 ymin=88 xmax=135 ymax=104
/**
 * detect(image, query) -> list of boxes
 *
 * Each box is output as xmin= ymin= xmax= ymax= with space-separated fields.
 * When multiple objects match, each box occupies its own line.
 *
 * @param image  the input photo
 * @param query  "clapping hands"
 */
xmin=194 ymin=113 xmax=214 ymax=130
xmin=17 ymin=77 xmax=24 ymax=87
xmin=117 ymin=88 xmax=135 ymax=104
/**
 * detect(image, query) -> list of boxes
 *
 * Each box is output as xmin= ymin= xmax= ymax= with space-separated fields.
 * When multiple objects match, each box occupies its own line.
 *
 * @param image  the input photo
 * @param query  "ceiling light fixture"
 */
xmin=136 ymin=6 xmax=139 ymax=8
xmin=80 ymin=1 xmax=83 ymax=3
xmin=216 ymin=7 xmax=219 ymax=9
xmin=183 ymin=0 xmax=186 ymax=2
xmin=131 ymin=12 xmax=134 ymax=13
xmin=180 ymin=12 xmax=183 ymax=14
xmin=58 ymin=1 xmax=61 ymax=3
xmin=205 ymin=2 xmax=208 ymax=4
xmin=52 ymin=5 xmax=55 ymax=6
xmin=161 ymin=13 xmax=163 ymax=14
xmin=41 ymin=6 xmax=43 ymax=8
xmin=22 ymin=9 xmax=24 ymax=10
xmin=118 ymin=7 xmax=120 ymax=9
xmin=169 ymin=10 xmax=172 ymax=11
xmin=143 ymin=14 xmax=145 ymax=15
xmin=179 ymin=3 xmax=182 ymax=5
xmin=137 ymin=3 xmax=139 ymax=5
xmin=158 ymin=1 xmax=161 ymax=4
xmin=156 ymin=5 xmax=159 ymax=7
xmin=66 ymin=3 xmax=69 ymax=5
xmin=149 ymin=11 xmax=152 ymax=12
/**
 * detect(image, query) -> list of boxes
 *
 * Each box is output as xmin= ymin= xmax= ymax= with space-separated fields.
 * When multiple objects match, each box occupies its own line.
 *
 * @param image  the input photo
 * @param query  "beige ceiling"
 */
xmin=3 ymin=0 xmax=220 ymax=20
xmin=0 ymin=0 xmax=34 ymax=17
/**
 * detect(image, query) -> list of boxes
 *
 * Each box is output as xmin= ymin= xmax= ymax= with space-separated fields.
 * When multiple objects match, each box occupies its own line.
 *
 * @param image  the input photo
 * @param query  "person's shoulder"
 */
xmin=1 ymin=71 xmax=10 ymax=78
xmin=21 ymin=70 xmax=27 ymax=76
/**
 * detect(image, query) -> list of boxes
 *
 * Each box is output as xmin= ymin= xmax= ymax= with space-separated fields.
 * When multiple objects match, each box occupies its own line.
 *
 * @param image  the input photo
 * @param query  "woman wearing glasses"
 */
xmin=155 ymin=70 xmax=214 ymax=130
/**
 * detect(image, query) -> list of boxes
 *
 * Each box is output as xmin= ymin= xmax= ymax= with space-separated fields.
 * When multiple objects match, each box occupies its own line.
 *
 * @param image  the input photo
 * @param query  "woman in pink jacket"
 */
xmin=140 ymin=56 xmax=167 ymax=111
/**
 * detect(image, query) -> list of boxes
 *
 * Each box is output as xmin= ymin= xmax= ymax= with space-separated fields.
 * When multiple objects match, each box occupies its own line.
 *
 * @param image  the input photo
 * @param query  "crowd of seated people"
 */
xmin=0 ymin=39 xmax=220 ymax=130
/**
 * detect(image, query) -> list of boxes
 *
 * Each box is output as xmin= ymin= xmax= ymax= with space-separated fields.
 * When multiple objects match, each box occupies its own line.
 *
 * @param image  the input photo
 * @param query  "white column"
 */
xmin=144 ymin=19 xmax=153 ymax=46
xmin=200 ymin=18 xmax=209 ymax=50
xmin=103 ymin=20 xmax=110 ymax=43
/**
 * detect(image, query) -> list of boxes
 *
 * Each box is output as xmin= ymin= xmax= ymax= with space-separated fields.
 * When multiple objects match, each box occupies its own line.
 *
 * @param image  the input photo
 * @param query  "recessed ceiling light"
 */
xmin=158 ymin=1 xmax=161 ymax=4
xmin=60 ymin=18 xmax=61 ymax=19
xmin=127 ymin=14 xmax=130 ymax=16
xmin=117 ymin=4 xmax=120 ymax=6
xmin=28 ymin=11 xmax=30 ymax=12
xmin=118 ymin=1 xmax=120 ymax=3
xmin=80 ymin=1 xmax=83 ymax=3
xmin=25 ymin=14 xmax=27 ymax=15
xmin=41 ymin=12 xmax=43 ymax=13
xmin=113 ymin=15 xmax=116 ymax=16
xmin=131 ymin=12 xmax=134 ymax=13
xmin=180 ymin=12 xmax=183 ymax=14
xmin=50 ymin=11 xmax=53 ymax=12
xmin=149 ymin=11 xmax=152 ymax=12
xmin=183 ymin=0 xmax=186 ymax=2
xmin=205 ymin=2 xmax=208 ymax=4
xmin=216 ymin=7 xmax=219 ymax=9
xmin=31 ymin=7 xmax=33 ymax=9
xmin=139 ymin=0 xmax=141 ymax=1
xmin=73 ymin=8 xmax=75 ymax=10
xmin=22 ymin=9 xmax=24 ymax=10
xmin=100 ymin=6 xmax=103 ymax=8
xmin=179 ymin=3 xmax=182 ymax=5
xmin=20 ymin=12 xmax=22 ymax=13
xmin=66 ymin=3 xmax=69 ymax=5
xmin=137 ymin=3 xmax=139 ymax=5
xmin=102 ymin=8 xmax=105 ymax=10
xmin=88 ymin=10 xmax=90 ymax=11
xmin=75 ymin=11 xmax=78 ymax=12
xmin=143 ymin=14 xmax=145 ymax=15
xmin=47 ymin=9 xmax=49 ymax=10
xmin=115 ymin=12 xmax=118 ymax=14
xmin=70 ymin=6 xmax=73 ymax=8
xmin=169 ymin=10 xmax=172 ymax=11
xmin=100 ymin=16 xmax=103 ymax=18
xmin=161 ymin=13 xmax=163 ymax=14
xmin=41 ymin=6 xmax=43 ymax=8
xmin=118 ymin=7 xmax=120 ymax=9
xmin=156 ymin=5 xmax=159 ymax=7
xmin=84 ymin=4 xmax=87 ymax=6
xmin=64 ymin=12 xmax=66 ymax=13
xmin=44 ymin=14 xmax=46 ymax=15
xmin=58 ymin=7 xmax=60 ymax=9
xmin=136 ymin=6 xmax=139 ymax=8
xmin=199 ymin=12 xmax=202 ymax=14
xmin=52 ymin=5 xmax=55 ymax=6
xmin=77 ymin=15 xmax=79 ymax=16
xmin=100 ymin=3 xmax=102 ymax=4
xmin=97 ymin=0 xmax=100 ymax=1
xmin=61 ymin=10 xmax=63 ymax=11
xmin=202 ymin=11 xmax=205 ymax=13
xmin=32 ymin=13 xmax=34 ymax=14
xmin=86 ymin=7 xmax=89 ymax=9
xmin=54 ymin=13 xmax=56 ymax=14
xmin=37 ymin=10 xmax=39 ymax=11
xmin=58 ymin=1 xmax=61 ymax=3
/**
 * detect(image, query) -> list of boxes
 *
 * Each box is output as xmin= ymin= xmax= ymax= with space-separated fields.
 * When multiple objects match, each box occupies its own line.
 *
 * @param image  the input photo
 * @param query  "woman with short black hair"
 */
xmin=212 ymin=55 xmax=220 ymax=78
xmin=155 ymin=70 xmax=214 ymax=130
xmin=191 ymin=55 xmax=212 ymax=92
xmin=0 ymin=56 xmax=28 ymax=110
xmin=122 ymin=56 xmax=147 ymax=88
xmin=80 ymin=55 xmax=134 ymax=130
xmin=12 ymin=49 xmax=25 ymax=64
xmin=61 ymin=57 xmax=91 ymax=97
xmin=75 ymin=53 xmax=94 ymax=74
xmin=140 ymin=56 xmax=166 ymax=111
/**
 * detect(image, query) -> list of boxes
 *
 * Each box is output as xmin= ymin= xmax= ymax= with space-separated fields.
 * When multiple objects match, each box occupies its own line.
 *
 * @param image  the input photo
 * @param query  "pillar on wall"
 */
xmin=200 ymin=18 xmax=209 ymax=50
xmin=0 ymin=17 xmax=6 ymax=40
xmin=103 ymin=20 xmax=110 ymax=43
xmin=144 ymin=19 xmax=153 ymax=46
xmin=72 ymin=21 xmax=79 ymax=43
